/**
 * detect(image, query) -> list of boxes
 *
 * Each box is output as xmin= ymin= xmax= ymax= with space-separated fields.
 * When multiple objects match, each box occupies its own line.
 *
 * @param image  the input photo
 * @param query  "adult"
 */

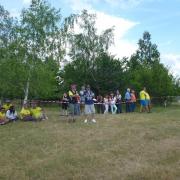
xmin=125 ymin=88 xmax=132 ymax=112
xmin=131 ymin=90 xmax=136 ymax=112
xmin=68 ymin=84 xmax=79 ymax=122
xmin=84 ymin=85 xmax=96 ymax=123
xmin=139 ymin=87 xmax=149 ymax=113
xmin=6 ymin=105 xmax=18 ymax=122
xmin=145 ymin=90 xmax=151 ymax=113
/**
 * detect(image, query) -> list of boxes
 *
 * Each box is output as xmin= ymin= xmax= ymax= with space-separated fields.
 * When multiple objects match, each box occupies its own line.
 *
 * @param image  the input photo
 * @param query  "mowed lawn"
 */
xmin=0 ymin=106 xmax=180 ymax=180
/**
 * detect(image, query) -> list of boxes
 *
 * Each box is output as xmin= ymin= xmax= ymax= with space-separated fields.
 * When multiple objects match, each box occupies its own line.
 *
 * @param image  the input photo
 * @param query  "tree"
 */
xmin=136 ymin=31 xmax=160 ymax=65
xmin=18 ymin=0 xmax=62 ymax=102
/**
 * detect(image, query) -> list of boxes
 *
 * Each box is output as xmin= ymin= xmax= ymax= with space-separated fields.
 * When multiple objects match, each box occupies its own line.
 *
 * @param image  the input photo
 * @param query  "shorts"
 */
xmin=85 ymin=104 xmax=95 ymax=115
xmin=140 ymin=100 xmax=147 ymax=107
xmin=146 ymin=100 xmax=151 ymax=106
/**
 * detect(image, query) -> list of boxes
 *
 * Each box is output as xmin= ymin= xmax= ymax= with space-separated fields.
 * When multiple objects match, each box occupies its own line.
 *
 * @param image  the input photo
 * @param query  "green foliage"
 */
xmin=0 ymin=1 xmax=179 ymax=100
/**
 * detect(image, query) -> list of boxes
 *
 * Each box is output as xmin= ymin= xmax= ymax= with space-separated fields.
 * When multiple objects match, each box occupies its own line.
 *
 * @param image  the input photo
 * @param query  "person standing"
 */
xmin=139 ymin=87 xmax=149 ymax=113
xmin=79 ymin=85 xmax=85 ymax=115
xmin=84 ymin=85 xmax=96 ymax=123
xmin=131 ymin=90 xmax=136 ymax=112
xmin=125 ymin=88 xmax=132 ymax=112
xmin=110 ymin=93 xmax=117 ymax=114
xmin=96 ymin=95 xmax=104 ymax=114
xmin=116 ymin=90 xmax=122 ymax=113
xmin=145 ymin=90 xmax=151 ymax=113
xmin=61 ymin=93 xmax=69 ymax=116
xmin=68 ymin=84 xmax=79 ymax=122
xmin=103 ymin=95 xmax=109 ymax=114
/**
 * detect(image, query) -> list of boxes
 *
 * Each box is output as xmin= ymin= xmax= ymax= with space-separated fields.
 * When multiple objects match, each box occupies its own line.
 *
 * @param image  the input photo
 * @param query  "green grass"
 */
xmin=0 ymin=106 xmax=180 ymax=180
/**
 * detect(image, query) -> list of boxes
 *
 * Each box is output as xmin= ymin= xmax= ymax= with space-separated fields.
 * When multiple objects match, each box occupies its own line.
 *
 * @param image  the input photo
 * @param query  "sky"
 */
xmin=0 ymin=0 xmax=180 ymax=76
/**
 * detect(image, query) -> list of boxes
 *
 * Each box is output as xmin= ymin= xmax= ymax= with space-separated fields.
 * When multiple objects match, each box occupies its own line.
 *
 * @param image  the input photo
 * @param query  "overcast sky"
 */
xmin=1 ymin=0 xmax=180 ymax=76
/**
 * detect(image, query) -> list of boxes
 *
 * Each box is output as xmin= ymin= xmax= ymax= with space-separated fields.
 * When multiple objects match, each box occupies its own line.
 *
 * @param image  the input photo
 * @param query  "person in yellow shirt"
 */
xmin=139 ymin=87 xmax=148 ymax=113
xmin=20 ymin=103 xmax=35 ymax=121
xmin=0 ymin=107 xmax=9 ymax=125
xmin=30 ymin=102 xmax=48 ymax=121
xmin=145 ymin=91 xmax=151 ymax=113
xmin=3 ymin=99 xmax=12 ymax=112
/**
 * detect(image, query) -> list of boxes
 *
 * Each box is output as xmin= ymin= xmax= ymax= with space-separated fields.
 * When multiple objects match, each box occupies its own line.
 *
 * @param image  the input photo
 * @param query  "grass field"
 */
xmin=0 ymin=106 xmax=180 ymax=180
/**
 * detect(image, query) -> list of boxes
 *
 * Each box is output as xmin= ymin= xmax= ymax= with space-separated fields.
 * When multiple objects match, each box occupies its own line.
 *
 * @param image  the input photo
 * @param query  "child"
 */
xmin=0 ymin=107 xmax=9 ymax=125
xmin=30 ymin=102 xmax=48 ymax=121
xmin=20 ymin=103 xmax=35 ymax=121
xmin=61 ymin=93 xmax=69 ymax=116
xmin=116 ymin=90 xmax=122 ymax=113
xmin=6 ymin=105 xmax=18 ymax=122
xmin=104 ymin=95 xmax=109 ymax=114
xmin=110 ymin=93 xmax=117 ymax=114
xmin=3 ymin=99 xmax=12 ymax=112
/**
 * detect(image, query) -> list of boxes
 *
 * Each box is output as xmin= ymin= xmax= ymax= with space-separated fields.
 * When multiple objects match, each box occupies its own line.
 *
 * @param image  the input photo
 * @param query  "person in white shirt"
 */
xmin=110 ymin=93 xmax=117 ymax=114
xmin=6 ymin=105 xmax=18 ymax=122
xmin=104 ymin=95 xmax=109 ymax=114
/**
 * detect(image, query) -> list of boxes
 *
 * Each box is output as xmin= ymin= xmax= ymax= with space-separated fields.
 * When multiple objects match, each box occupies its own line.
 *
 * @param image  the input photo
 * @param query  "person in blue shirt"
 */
xmin=125 ymin=88 xmax=132 ymax=113
xmin=84 ymin=85 xmax=96 ymax=123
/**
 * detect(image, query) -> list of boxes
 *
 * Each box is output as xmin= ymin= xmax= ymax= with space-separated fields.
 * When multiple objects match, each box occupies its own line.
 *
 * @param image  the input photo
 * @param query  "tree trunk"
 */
xmin=23 ymin=76 xmax=30 ymax=105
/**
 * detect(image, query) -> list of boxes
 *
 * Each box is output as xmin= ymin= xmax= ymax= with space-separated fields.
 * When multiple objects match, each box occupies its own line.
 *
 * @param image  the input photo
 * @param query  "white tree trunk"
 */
xmin=23 ymin=77 xmax=30 ymax=105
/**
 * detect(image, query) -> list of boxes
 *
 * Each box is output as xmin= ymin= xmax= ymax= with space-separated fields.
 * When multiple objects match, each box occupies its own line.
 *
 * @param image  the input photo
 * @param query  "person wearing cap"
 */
xmin=3 ymin=100 xmax=12 ymax=112
xmin=125 ymin=88 xmax=132 ymax=113
xmin=68 ymin=84 xmax=79 ymax=122
xmin=84 ymin=85 xmax=96 ymax=123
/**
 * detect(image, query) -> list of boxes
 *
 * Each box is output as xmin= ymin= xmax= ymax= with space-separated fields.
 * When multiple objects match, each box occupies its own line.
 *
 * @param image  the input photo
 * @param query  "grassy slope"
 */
xmin=0 ymin=107 xmax=180 ymax=180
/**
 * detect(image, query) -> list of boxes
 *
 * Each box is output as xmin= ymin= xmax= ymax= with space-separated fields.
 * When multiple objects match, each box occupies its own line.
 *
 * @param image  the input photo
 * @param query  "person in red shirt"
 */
xmin=131 ymin=90 xmax=137 ymax=112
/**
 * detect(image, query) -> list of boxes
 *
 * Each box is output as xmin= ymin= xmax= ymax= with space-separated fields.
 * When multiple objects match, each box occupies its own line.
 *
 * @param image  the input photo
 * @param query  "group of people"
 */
xmin=0 ymin=100 xmax=48 ymax=125
xmin=61 ymin=85 xmax=152 ymax=123
xmin=61 ymin=84 xmax=96 ymax=123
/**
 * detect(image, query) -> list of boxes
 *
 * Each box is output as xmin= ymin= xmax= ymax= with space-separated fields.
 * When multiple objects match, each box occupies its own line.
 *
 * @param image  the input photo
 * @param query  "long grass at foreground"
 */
xmin=0 ymin=106 xmax=180 ymax=180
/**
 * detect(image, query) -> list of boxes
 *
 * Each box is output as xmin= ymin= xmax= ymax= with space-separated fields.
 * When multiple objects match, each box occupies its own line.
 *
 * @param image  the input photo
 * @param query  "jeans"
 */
xmin=116 ymin=102 xmax=122 ymax=113
xmin=125 ymin=100 xmax=131 ymax=113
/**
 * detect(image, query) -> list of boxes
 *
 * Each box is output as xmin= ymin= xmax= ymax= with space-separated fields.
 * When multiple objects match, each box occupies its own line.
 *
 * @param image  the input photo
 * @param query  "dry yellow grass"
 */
xmin=0 ymin=106 xmax=180 ymax=180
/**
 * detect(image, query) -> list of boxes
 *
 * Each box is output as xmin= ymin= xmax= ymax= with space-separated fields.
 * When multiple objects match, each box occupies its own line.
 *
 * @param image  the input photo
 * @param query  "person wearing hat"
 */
xmin=3 ymin=99 xmax=12 ymax=112
xmin=84 ymin=85 xmax=96 ymax=123
xmin=68 ymin=84 xmax=79 ymax=122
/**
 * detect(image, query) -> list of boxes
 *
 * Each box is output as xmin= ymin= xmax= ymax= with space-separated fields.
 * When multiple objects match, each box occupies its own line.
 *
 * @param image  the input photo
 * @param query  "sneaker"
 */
xmin=84 ymin=119 xmax=88 ymax=123
xmin=91 ymin=119 xmax=96 ymax=123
